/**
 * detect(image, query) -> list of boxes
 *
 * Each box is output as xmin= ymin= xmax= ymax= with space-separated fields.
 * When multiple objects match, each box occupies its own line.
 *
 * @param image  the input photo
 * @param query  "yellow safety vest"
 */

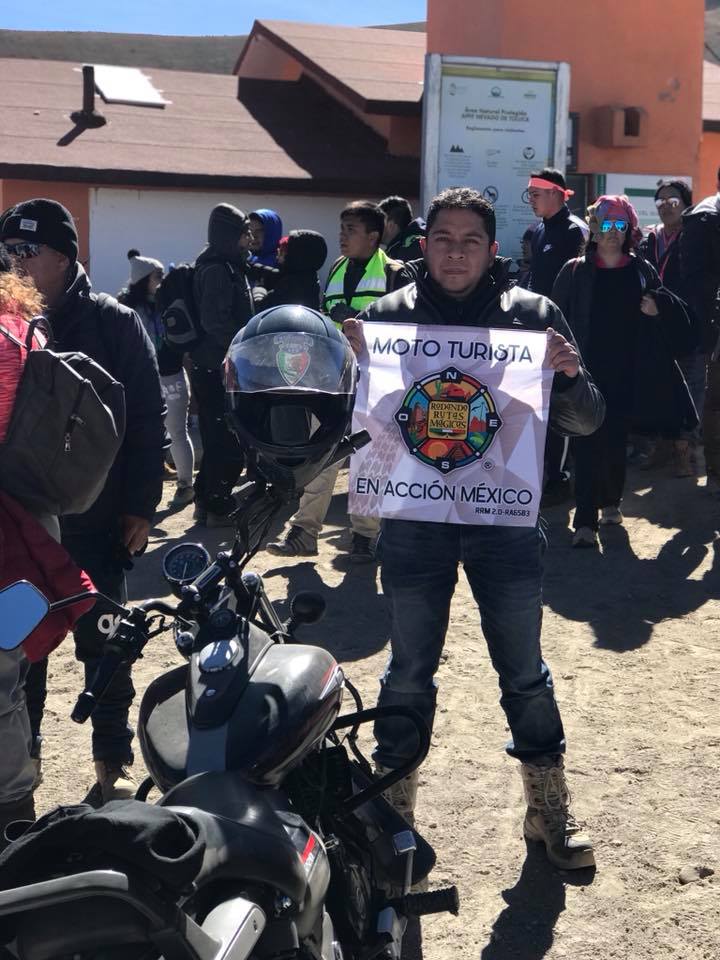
xmin=323 ymin=249 xmax=393 ymax=322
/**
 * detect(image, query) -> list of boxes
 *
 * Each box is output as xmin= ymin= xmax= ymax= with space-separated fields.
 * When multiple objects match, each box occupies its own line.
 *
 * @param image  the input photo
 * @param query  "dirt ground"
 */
xmin=33 ymin=461 xmax=719 ymax=960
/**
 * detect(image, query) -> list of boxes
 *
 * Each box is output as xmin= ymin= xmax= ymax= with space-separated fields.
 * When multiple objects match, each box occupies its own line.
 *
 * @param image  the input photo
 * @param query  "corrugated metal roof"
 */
xmin=0 ymin=57 xmax=419 ymax=194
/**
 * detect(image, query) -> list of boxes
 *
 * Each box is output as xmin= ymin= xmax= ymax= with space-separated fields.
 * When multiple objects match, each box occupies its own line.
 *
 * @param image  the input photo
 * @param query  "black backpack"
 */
xmin=157 ymin=258 xmax=234 ymax=353
xmin=155 ymin=263 xmax=203 ymax=353
xmin=0 ymin=319 xmax=126 ymax=516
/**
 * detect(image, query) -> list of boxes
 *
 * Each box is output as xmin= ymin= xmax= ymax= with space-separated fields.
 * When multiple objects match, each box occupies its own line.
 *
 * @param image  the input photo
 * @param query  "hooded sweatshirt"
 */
xmin=256 ymin=230 xmax=328 ymax=311
xmin=192 ymin=203 xmax=254 ymax=370
xmin=249 ymin=209 xmax=284 ymax=268
xmin=680 ymin=193 xmax=720 ymax=350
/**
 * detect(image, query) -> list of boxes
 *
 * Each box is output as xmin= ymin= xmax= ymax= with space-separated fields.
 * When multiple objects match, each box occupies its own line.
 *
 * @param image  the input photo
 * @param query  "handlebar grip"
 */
xmin=392 ymin=886 xmax=460 ymax=918
xmin=71 ymin=650 xmax=126 ymax=724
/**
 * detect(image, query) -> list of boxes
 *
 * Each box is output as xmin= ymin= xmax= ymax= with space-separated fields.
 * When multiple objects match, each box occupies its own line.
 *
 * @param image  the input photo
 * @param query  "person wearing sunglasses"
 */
xmin=639 ymin=180 xmax=701 ymax=477
xmin=0 ymin=198 xmax=166 ymax=805
xmin=551 ymin=195 xmax=697 ymax=548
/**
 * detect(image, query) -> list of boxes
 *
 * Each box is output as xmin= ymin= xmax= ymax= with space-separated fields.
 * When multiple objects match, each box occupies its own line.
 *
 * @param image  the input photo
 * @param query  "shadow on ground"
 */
xmin=542 ymin=466 xmax=720 ymax=651
xmin=479 ymin=842 xmax=595 ymax=960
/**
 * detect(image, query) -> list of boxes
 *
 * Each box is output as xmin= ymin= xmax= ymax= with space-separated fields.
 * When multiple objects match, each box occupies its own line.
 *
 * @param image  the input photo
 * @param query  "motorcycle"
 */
xmin=0 ymin=462 xmax=458 ymax=960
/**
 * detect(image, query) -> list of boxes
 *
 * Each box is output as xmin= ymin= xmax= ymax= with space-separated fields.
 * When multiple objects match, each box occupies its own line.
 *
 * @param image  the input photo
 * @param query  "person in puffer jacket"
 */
xmin=0 ymin=245 xmax=94 ymax=843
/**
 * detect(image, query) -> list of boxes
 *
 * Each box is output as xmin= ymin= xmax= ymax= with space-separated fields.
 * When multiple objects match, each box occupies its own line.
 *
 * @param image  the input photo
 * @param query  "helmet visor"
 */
xmin=225 ymin=331 xmax=357 ymax=395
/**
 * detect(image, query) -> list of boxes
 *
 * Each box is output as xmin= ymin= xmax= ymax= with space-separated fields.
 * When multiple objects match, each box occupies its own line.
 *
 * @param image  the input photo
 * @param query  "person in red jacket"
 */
xmin=0 ymin=245 xmax=94 ymax=845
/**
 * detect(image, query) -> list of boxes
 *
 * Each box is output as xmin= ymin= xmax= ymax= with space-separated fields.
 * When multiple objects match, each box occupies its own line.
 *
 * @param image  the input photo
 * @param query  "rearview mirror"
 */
xmin=0 ymin=581 xmax=50 ymax=651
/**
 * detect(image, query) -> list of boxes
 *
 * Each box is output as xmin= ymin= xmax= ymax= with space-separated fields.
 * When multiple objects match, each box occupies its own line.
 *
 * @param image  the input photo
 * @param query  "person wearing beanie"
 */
xmin=639 ymin=180 xmax=701 ymax=476
xmin=1 ymin=198 xmax=166 ymax=805
xmin=190 ymin=203 xmax=254 ymax=525
xmin=118 ymin=252 xmax=195 ymax=509
xmin=552 ymin=194 xmax=696 ymax=548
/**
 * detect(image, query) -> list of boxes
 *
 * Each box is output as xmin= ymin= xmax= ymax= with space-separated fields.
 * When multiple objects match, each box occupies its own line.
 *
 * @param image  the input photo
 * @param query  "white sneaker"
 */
xmin=599 ymin=507 xmax=623 ymax=526
xmin=572 ymin=526 xmax=598 ymax=548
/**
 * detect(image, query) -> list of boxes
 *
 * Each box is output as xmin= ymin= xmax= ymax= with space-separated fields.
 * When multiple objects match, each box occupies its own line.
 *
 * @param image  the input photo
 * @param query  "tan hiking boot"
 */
xmin=93 ymin=761 xmax=137 ymax=803
xmin=521 ymin=757 xmax=595 ymax=870
xmin=376 ymin=764 xmax=420 ymax=828
xmin=376 ymin=764 xmax=427 ymax=892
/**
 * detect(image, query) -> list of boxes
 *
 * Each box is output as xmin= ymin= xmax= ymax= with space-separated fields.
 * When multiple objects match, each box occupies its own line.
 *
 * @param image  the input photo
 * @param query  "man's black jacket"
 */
xmin=357 ymin=258 xmax=605 ymax=439
xmin=48 ymin=264 xmax=166 ymax=534
xmin=527 ymin=205 xmax=587 ymax=298
xmin=681 ymin=194 xmax=720 ymax=352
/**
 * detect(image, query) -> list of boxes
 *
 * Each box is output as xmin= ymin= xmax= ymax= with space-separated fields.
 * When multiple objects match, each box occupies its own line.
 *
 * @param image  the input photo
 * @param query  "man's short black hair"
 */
xmin=340 ymin=201 xmax=385 ymax=239
xmin=530 ymin=167 xmax=567 ymax=190
xmin=426 ymin=188 xmax=496 ymax=244
xmin=378 ymin=196 xmax=413 ymax=230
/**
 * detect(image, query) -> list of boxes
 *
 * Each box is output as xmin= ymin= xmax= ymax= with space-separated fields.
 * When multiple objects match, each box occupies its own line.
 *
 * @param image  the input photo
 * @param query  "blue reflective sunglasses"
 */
xmin=600 ymin=220 xmax=628 ymax=233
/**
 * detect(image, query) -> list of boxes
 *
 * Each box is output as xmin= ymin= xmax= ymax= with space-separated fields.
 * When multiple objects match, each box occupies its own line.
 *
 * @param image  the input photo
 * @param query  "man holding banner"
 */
xmin=344 ymin=187 xmax=605 ymax=870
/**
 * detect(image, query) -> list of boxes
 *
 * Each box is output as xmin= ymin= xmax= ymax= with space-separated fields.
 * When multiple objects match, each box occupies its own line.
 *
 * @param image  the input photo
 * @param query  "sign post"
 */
xmin=421 ymin=55 xmax=570 ymax=262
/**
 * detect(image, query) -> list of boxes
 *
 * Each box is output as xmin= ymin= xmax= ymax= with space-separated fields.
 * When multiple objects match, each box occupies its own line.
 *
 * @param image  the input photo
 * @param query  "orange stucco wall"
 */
xmin=0 ymin=180 xmax=90 ymax=265
xmin=428 ymin=0 xmax=704 ymax=183
xmin=699 ymin=130 xmax=720 ymax=199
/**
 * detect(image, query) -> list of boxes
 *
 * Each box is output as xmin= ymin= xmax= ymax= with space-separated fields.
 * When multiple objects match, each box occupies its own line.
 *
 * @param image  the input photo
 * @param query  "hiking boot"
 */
xmin=376 ymin=764 xmax=420 ymax=829
xmin=521 ymin=757 xmax=595 ymax=870
xmin=673 ymin=440 xmax=695 ymax=478
xmin=266 ymin=525 xmax=318 ymax=557
xmin=572 ymin=526 xmax=598 ymax=548
xmin=169 ymin=483 xmax=195 ymax=508
xmin=599 ymin=506 xmax=623 ymax=526
xmin=0 ymin=793 xmax=35 ymax=851
xmin=349 ymin=533 xmax=376 ymax=564
xmin=93 ymin=761 xmax=137 ymax=804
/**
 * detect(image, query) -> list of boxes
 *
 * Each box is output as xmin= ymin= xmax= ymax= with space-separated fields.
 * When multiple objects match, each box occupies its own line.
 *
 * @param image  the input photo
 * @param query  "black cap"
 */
xmin=0 ymin=198 xmax=79 ymax=263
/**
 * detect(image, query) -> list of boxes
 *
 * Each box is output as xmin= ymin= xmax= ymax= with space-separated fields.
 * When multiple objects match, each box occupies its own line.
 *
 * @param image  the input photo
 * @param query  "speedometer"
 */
xmin=162 ymin=542 xmax=211 ymax=587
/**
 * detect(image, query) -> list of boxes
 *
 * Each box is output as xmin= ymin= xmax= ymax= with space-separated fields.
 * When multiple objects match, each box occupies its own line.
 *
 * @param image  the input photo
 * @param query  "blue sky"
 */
xmin=3 ymin=1 xmax=426 ymax=35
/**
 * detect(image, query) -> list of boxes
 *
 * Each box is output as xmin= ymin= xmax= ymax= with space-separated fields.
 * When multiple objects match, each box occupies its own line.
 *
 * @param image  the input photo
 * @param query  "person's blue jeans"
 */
xmin=373 ymin=519 xmax=565 ymax=768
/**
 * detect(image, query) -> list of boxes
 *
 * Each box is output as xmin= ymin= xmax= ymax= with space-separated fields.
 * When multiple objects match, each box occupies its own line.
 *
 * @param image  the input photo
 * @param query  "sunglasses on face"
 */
xmin=5 ymin=242 xmax=42 ymax=260
xmin=600 ymin=220 xmax=628 ymax=233
xmin=655 ymin=197 xmax=682 ymax=209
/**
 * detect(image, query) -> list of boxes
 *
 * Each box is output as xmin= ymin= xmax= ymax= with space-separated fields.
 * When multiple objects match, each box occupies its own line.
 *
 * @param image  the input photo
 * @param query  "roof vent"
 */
xmin=70 ymin=65 xmax=107 ymax=129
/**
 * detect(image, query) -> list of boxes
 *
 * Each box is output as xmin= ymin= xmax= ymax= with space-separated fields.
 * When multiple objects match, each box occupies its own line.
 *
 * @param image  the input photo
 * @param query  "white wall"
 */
xmin=88 ymin=187 xmax=366 ymax=296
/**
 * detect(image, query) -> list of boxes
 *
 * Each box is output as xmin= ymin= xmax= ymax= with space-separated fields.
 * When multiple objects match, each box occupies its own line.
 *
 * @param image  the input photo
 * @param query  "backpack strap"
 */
xmin=26 ymin=316 xmax=54 ymax=350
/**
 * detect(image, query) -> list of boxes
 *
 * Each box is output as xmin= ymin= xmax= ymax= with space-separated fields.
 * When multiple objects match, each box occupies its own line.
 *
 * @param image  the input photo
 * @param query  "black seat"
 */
xmin=161 ymin=771 xmax=308 ymax=904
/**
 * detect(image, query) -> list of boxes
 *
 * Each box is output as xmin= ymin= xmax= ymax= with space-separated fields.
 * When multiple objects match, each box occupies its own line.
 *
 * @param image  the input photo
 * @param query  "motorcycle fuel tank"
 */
xmin=138 ymin=618 xmax=345 ymax=791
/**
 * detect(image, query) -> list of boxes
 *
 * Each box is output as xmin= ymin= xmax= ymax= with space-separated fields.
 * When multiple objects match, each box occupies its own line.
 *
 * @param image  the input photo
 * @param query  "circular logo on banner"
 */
xmin=491 ymin=86 xmax=502 ymax=98
xmin=394 ymin=367 xmax=503 ymax=474
xmin=523 ymin=146 xmax=536 ymax=160
xmin=483 ymin=185 xmax=499 ymax=203
xmin=522 ymin=188 xmax=530 ymax=204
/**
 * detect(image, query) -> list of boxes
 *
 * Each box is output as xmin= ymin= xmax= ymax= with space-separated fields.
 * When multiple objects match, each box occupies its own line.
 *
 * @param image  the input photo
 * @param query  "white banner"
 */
xmin=349 ymin=323 xmax=554 ymax=527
